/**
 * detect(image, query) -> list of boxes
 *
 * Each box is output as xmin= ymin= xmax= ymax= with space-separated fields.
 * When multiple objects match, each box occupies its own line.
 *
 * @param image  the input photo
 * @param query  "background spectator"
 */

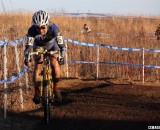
xmin=155 ymin=24 xmax=160 ymax=41
xmin=81 ymin=24 xmax=91 ymax=35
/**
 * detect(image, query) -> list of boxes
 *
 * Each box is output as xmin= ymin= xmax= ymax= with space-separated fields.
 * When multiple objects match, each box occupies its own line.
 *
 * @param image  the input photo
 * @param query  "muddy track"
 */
xmin=0 ymin=80 xmax=160 ymax=130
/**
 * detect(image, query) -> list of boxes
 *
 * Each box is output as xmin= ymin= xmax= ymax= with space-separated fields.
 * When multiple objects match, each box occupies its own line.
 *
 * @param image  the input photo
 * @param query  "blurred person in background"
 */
xmin=81 ymin=24 xmax=91 ymax=35
xmin=155 ymin=24 xmax=160 ymax=43
xmin=24 ymin=10 xmax=66 ymax=104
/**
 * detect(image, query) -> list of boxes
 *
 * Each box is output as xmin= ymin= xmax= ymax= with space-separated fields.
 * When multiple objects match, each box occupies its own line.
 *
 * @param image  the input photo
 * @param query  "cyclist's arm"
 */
xmin=50 ymin=23 xmax=66 ymax=55
xmin=56 ymin=34 xmax=66 ymax=52
xmin=24 ymin=36 xmax=34 ymax=55
xmin=24 ymin=27 xmax=36 ymax=63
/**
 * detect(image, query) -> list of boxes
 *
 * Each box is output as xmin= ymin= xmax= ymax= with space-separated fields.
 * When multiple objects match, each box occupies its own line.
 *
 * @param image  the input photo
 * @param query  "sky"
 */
xmin=1 ymin=0 xmax=160 ymax=16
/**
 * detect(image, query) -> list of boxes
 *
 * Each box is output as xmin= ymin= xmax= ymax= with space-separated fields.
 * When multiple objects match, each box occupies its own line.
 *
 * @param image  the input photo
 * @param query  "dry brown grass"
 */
xmin=0 ymin=12 xmax=160 ymax=85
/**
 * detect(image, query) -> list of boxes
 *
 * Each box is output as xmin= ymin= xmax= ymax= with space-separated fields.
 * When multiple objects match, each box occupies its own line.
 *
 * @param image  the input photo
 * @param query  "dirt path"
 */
xmin=0 ymin=79 xmax=160 ymax=130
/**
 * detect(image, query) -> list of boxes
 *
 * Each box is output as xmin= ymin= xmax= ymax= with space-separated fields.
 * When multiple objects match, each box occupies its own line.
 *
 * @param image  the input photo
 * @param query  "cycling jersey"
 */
xmin=26 ymin=22 xmax=66 ymax=52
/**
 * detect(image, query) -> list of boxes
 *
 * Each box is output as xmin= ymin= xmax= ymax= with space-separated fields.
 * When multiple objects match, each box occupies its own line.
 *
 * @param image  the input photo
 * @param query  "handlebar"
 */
xmin=26 ymin=50 xmax=59 ymax=63
xmin=25 ymin=50 xmax=65 ymax=68
xmin=27 ymin=50 xmax=64 ymax=64
xmin=29 ymin=50 xmax=59 ymax=56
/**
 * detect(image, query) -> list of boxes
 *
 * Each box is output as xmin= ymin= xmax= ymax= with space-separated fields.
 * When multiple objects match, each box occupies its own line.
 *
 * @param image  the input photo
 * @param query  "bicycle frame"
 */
xmin=29 ymin=50 xmax=58 ymax=125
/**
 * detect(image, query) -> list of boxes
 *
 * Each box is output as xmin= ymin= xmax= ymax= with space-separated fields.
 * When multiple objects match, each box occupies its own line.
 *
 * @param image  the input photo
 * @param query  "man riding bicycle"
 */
xmin=24 ymin=10 xmax=66 ymax=104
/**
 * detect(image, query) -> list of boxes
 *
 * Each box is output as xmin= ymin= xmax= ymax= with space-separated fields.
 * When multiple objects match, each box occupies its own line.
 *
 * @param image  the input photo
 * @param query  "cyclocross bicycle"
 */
xmin=29 ymin=49 xmax=60 ymax=125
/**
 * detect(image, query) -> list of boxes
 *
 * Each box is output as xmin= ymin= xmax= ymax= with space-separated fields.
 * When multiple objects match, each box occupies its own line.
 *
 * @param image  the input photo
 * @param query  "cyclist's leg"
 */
xmin=50 ymin=47 xmax=62 ymax=102
xmin=49 ymin=43 xmax=62 ymax=102
xmin=50 ymin=54 xmax=62 ymax=102
xmin=50 ymin=53 xmax=60 ymax=88
xmin=33 ymin=52 xmax=43 ymax=104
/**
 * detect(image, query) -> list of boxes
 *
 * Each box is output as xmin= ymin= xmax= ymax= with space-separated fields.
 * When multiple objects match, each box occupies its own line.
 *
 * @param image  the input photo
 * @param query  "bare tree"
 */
xmin=9 ymin=0 xmax=13 ymax=11
xmin=1 ymin=0 xmax=6 ymax=13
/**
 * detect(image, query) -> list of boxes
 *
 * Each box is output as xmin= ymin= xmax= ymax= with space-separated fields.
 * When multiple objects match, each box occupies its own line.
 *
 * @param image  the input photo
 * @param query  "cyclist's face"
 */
xmin=36 ymin=25 xmax=48 ymax=35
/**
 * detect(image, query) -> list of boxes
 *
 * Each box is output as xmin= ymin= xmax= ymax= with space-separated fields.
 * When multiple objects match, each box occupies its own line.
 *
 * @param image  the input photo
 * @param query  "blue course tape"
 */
xmin=8 ymin=37 xmax=25 ymax=46
xmin=1 ymin=37 xmax=160 ymax=53
xmin=13 ymin=37 xmax=25 ymax=44
xmin=0 ymin=67 xmax=27 ymax=84
xmin=64 ymin=38 xmax=98 ymax=47
xmin=65 ymin=38 xmax=141 ymax=51
xmin=65 ymin=38 xmax=142 ymax=51
xmin=99 ymin=44 xmax=142 ymax=51
xmin=66 ymin=60 xmax=160 ymax=69
xmin=65 ymin=38 xmax=160 ymax=53
xmin=145 ymin=49 xmax=160 ymax=53
xmin=0 ymin=37 xmax=160 ymax=84
xmin=0 ymin=37 xmax=25 ymax=47
xmin=0 ymin=39 xmax=8 ymax=46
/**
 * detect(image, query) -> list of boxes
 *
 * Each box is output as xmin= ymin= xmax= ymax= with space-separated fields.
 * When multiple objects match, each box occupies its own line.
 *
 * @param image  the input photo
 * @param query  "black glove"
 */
xmin=58 ymin=57 xmax=65 ymax=65
xmin=24 ymin=59 xmax=29 ymax=66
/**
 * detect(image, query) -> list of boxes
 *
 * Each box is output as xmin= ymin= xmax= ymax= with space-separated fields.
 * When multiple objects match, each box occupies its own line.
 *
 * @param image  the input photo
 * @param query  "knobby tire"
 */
xmin=43 ymin=68 xmax=51 ymax=125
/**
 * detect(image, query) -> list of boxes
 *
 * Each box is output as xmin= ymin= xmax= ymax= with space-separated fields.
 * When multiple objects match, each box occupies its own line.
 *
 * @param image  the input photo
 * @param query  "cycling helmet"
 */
xmin=32 ymin=10 xmax=50 ymax=27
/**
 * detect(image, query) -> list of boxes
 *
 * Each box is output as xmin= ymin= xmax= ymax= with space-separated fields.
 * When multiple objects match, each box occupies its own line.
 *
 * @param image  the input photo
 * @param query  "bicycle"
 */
xmin=28 ymin=49 xmax=62 ymax=125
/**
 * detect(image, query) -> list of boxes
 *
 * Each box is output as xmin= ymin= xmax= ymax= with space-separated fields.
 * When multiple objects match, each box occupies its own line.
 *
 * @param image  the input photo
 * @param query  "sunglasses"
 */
xmin=36 ymin=26 xmax=47 ymax=30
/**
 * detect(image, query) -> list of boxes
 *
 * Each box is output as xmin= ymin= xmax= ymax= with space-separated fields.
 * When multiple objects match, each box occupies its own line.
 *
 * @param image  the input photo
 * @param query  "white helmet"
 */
xmin=32 ymin=10 xmax=50 ymax=27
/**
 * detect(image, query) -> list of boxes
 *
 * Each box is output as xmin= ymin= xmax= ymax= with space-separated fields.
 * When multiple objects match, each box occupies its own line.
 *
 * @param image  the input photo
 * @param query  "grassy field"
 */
xmin=0 ymin=12 xmax=160 ymax=85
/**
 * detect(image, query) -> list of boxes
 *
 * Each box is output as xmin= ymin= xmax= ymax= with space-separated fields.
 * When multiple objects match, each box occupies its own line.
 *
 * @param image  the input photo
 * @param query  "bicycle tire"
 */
xmin=43 ymin=68 xmax=51 ymax=125
xmin=43 ymin=87 xmax=50 ymax=125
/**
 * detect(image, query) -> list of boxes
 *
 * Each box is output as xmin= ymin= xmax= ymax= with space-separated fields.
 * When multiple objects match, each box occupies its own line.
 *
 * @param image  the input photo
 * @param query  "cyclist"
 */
xmin=24 ymin=10 xmax=66 ymax=104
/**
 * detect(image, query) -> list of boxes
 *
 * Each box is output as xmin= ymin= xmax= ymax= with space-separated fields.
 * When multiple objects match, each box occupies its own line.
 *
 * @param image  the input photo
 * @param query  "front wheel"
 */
xmin=43 ymin=90 xmax=50 ymax=125
xmin=43 ymin=68 xmax=51 ymax=125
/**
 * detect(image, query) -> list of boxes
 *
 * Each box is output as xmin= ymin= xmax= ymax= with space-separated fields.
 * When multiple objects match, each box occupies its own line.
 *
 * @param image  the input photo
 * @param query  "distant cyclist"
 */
xmin=24 ymin=10 xmax=66 ymax=104
xmin=81 ymin=24 xmax=91 ymax=35
xmin=155 ymin=24 xmax=160 ymax=41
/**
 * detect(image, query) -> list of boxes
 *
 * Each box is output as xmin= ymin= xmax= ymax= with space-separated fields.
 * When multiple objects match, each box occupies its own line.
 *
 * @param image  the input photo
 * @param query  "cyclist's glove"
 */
xmin=24 ymin=59 xmax=29 ymax=66
xmin=58 ymin=57 xmax=65 ymax=65
xmin=58 ymin=51 xmax=65 ymax=65
xmin=24 ymin=54 xmax=32 ymax=66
